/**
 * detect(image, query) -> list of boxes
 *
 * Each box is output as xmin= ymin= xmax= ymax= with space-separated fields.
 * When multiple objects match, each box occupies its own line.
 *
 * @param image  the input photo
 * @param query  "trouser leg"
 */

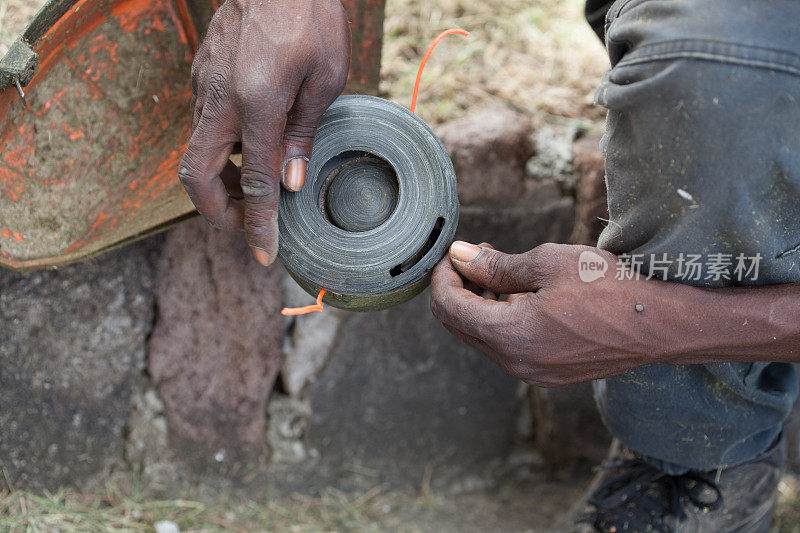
xmin=586 ymin=0 xmax=800 ymax=473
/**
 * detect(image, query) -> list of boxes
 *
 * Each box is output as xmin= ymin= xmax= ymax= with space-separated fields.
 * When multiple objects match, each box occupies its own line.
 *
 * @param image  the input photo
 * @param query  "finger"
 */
xmin=442 ymin=323 xmax=527 ymax=381
xmin=191 ymin=94 xmax=203 ymax=132
xmin=430 ymin=256 xmax=509 ymax=340
xmin=462 ymin=278 xmax=498 ymax=301
xmin=178 ymin=114 xmax=243 ymax=231
xmin=506 ymin=293 xmax=528 ymax=304
xmin=220 ymin=159 xmax=243 ymax=199
xmin=189 ymin=47 xmax=209 ymax=132
xmin=481 ymin=288 xmax=499 ymax=301
xmin=458 ymin=242 xmax=496 ymax=296
xmin=473 ymin=243 xmax=498 ymax=299
xmin=240 ymin=117 xmax=285 ymax=265
xmin=281 ymin=69 xmax=349 ymax=192
xmin=442 ymin=323 xmax=496 ymax=356
xmin=448 ymin=241 xmax=552 ymax=294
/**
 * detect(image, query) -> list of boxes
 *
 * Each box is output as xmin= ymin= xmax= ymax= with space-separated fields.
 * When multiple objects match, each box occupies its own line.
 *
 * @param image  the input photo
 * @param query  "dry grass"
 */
xmin=380 ymin=0 xmax=608 ymax=126
xmin=0 ymin=486 xmax=405 ymax=532
xmin=0 ymin=0 xmax=42 ymax=57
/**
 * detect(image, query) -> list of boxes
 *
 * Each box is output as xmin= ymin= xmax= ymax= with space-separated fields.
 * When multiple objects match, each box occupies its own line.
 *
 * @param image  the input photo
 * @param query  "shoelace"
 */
xmin=583 ymin=457 xmax=723 ymax=532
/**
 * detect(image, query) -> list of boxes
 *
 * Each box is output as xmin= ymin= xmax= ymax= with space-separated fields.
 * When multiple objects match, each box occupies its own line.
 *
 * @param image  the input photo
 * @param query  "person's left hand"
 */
xmin=430 ymin=241 xmax=659 ymax=387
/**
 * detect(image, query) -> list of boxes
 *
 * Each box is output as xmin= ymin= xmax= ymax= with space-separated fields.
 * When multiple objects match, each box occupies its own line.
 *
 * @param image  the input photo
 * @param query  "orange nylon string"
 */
xmin=281 ymin=289 xmax=327 ymax=316
xmin=410 ymin=29 xmax=470 ymax=113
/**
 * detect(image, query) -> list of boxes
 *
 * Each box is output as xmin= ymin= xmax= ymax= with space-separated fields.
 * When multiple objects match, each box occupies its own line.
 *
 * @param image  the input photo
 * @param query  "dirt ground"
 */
xmin=0 ymin=469 xmax=594 ymax=532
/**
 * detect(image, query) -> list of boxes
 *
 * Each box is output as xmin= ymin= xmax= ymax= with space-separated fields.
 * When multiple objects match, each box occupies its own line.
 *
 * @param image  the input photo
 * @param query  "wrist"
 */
xmin=625 ymin=277 xmax=799 ymax=365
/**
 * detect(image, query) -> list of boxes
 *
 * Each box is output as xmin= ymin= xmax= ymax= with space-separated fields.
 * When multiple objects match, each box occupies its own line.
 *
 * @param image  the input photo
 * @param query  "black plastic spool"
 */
xmin=278 ymin=95 xmax=459 ymax=312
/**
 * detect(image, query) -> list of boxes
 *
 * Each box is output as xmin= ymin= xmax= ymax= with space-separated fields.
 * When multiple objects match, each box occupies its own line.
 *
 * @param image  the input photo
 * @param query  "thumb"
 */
xmin=281 ymin=76 xmax=346 ymax=192
xmin=448 ymin=241 xmax=547 ymax=294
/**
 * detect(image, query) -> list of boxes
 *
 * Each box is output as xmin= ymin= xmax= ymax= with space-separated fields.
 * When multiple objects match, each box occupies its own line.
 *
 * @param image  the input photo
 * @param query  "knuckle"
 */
xmin=201 ymin=213 xmax=227 ymax=230
xmin=528 ymin=243 xmax=552 ymax=263
xmin=232 ymin=74 xmax=271 ymax=109
xmin=205 ymin=10 xmax=227 ymax=35
xmin=484 ymin=252 xmax=510 ymax=288
xmin=244 ymin=207 xmax=278 ymax=235
xmin=239 ymin=165 xmax=277 ymax=197
xmin=240 ymin=176 xmax=273 ymax=198
xmin=506 ymin=360 xmax=530 ymax=381
xmin=283 ymin=122 xmax=317 ymax=142
xmin=206 ymin=71 xmax=229 ymax=107
xmin=494 ymin=355 xmax=517 ymax=377
xmin=528 ymin=244 xmax=560 ymax=278
xmin=191 ymin=68 xmax=199 ymax=96
xmin=537 ymin=242 xmax=560 ymax=254
xmin=432 ymin=289 xmax=451 ymax=317
xmin=190 ymin=48 xmax=213 ymax=91
xmin=190 ymin=52 xmax=204 ymax=85
xmin=317 ymin=61 xmax=349 ymax=94
xmin=178 ymin=156 xmax=201 ymax=186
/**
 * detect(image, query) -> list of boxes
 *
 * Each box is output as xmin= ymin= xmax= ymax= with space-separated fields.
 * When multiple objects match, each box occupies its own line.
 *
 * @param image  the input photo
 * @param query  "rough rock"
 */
xmin=528 ymin=383 xmax=611 ymax=467
xmin=436 ymin=105 xmax=534 ymax=206
xmin=153 ymin=521 xmax=180 ymax=533
xmin=124 ymin=384 xmax=177 ymax=492
xmin=266 ymin=394 xmax=315 ymax=464
xmin=0 ymin=238 xmax=160 ymax=491
xmin=302 ymin=290 xmax=520 ymax=491
xmin=525 ymin=124 xmax=579 ymax=191
xmin=570 ymin=134 xmax=608 ymax=245
xmin=147 ymin=218 xmax=283 ymax=477
xmin=456 ymin=197 xmax=575 ymax=254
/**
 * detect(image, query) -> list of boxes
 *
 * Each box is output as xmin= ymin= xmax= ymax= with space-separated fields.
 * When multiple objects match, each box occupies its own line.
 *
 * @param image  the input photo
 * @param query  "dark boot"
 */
xmin=567 ymin=435 xmax=785 ymax=533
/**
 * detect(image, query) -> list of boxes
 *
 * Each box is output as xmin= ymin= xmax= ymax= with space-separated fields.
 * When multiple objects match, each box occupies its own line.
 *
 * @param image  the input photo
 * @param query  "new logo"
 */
xmin=578 ymin=251 xmax=608 ymax=282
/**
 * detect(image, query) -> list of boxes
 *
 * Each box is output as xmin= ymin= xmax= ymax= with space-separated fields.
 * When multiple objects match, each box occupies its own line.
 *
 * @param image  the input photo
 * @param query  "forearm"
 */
xmin=633 ymin=279 xmax=800 ymax=364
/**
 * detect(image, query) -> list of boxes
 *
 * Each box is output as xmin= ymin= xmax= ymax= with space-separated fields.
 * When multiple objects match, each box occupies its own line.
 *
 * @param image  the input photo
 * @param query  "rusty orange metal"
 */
xmin=0 ymin=0 xmax=385 ymax=270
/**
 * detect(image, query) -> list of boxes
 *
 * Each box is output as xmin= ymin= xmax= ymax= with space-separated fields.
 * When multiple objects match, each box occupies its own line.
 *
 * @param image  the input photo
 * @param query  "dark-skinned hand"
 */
xmin=178 ymin=0 xmax=351 ymax=265
xmin=430 ymin=241 xmax=658 ymax=387
xmin=432 ymin=240 xmax=800 ymax=387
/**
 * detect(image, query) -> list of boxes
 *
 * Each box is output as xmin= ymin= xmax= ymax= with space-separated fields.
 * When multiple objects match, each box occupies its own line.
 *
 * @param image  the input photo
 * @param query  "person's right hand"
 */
xmin=178 ymin=0 xmax=351 ymax=265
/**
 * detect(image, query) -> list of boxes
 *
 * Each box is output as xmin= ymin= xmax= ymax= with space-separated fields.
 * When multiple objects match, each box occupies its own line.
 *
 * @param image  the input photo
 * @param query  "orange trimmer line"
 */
xmin=280 ymin=28 xmax=468 ymax=316
xmin=281 ymin=289 xmax=327 ymax=316
xmin=410 ymin=29 xmax=470 ymax=113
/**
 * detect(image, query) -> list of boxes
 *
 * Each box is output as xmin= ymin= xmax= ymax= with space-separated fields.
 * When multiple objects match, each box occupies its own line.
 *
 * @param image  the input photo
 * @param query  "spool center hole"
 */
xmin=318 ymin=151 xmax=399 ymax=232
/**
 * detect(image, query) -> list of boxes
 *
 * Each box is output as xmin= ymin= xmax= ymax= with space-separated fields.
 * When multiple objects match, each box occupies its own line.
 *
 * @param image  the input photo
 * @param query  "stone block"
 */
xmin=436 ymin=106 xmax=534 ymax=207
xmin=525 ymin=124 xmax=579 ymax=192
xmin=147 ymin=218 xmax=284 ymax=477
xmin=0 ymin=239 xmax=159 ymax=490
xmin=303 ymin=290 xmax=520 ymax=491
xmin=456 ymin=197 xmax=575 ymax=254
xmin=570 ymin=134 xmax=607 ymax=246
xmin=528 ymin=383 xmax=611 ymax=467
